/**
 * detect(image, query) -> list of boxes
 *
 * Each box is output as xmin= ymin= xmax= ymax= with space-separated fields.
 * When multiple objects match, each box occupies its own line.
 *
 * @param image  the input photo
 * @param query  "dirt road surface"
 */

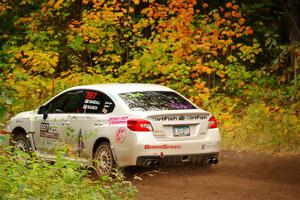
xmin=124 ymin=150 xmax=300 ymax=200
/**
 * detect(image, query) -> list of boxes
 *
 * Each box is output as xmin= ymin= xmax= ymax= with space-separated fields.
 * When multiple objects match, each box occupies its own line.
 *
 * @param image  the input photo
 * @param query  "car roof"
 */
xmin=67 ymin=83 xmax=174 ymax=94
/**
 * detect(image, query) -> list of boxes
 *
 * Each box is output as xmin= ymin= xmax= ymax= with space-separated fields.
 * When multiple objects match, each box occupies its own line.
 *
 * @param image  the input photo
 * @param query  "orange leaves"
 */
xmin=246 ymin=27 xmax=254 ymax=35
xmin=203 ymin=3 xmax=209 ymax=8
xmin=193 ymin=62 xmax=214 ymax=75
xmin=225 ymin=2 xmax=232 ymax=8
xmin=0 ymin=1 xmax=12 ymax=15
xmin=224 ymin=12 xmax=231 ymax=18
xmin=3 ymin=0 xmax=262 ymax=111
xmin=238 ymin=17 xmax=246 ymax=25
xmin=232 ymin=4 xmax=239 ymax=10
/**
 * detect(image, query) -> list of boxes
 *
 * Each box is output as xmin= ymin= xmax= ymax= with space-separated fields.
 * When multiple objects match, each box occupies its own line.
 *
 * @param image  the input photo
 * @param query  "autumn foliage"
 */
xmin=0 ymin=0 xmax=299 ymax=152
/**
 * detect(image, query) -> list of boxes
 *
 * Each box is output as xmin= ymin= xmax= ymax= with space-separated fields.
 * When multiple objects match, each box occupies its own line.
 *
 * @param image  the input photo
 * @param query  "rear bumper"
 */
xmin=136 ymin=152 xmax=219 ymax=166
xmin=116 ymin=128 xmax=221 ymax=166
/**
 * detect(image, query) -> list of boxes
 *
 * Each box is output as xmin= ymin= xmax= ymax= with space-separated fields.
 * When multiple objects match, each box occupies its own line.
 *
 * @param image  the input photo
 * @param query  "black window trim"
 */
xmin=39 ymin=89 xmax=116 ymax=115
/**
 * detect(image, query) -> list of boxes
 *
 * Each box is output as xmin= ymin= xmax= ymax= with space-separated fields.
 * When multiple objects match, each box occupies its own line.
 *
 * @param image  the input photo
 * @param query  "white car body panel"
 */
xmin=7 ymin=83 xmax=221 ymax=167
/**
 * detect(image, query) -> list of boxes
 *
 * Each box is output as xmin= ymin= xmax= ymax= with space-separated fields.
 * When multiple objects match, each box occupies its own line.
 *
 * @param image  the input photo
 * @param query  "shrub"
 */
xmin=220 ymin=102 xmax=300 ymax=153
xmin=0 ymin=149 xmax=137 ymax=200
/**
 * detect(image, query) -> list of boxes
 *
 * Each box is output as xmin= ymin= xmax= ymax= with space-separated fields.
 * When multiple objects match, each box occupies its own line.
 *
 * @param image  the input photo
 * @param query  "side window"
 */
xmin=82 ymin=91 xmax=115 ymax=114
xmin=48 ymin=90 xmax=84 ymax=113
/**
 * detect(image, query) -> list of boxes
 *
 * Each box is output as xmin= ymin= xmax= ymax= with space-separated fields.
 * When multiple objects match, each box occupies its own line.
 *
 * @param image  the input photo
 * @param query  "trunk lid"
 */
xmin=146 ymin=110 xmax=211 ymax=141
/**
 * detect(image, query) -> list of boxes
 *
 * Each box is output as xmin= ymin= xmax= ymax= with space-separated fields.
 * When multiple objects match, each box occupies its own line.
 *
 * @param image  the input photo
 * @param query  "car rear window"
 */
xmin=119 ymin=91 xmax=196 ymax=111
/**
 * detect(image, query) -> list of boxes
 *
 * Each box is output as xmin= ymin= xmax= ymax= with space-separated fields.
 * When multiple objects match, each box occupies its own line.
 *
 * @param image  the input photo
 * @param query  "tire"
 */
xmin=94 ymin=142 xmax=114 ymax=176
xmin=10 ymin=134 xmax=30 ymax=153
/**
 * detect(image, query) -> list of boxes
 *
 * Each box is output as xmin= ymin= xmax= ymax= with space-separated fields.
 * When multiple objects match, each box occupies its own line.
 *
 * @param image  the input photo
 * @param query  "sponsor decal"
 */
xmin=153 ymin=115 xmax=208 ymax=122
xmin=169 ymin=103 xmax=193 ymax=109
xmin=144 ymin=144 xmax=181 ymax=149
xmin=83 ymin=104 xmax=98 ymax=110
xmin=108 ymin=116 xmax=129 ymax=125
xmin=178 ymin=116 xmax=185 ymax=120
xmin=40 ymin=123 xmax=59 ymax=139
xmin=86 ymin=92 xmax=97 ymax=100
xmin=201 ymin=144 xmax=206 ymax=150
xmin=84 ymin=99 xmax=100 ymax=105
xmin=115 ymin=127 xmax=126 ymax=143
xmin=102 ymin=101 xmax=113 ymax=114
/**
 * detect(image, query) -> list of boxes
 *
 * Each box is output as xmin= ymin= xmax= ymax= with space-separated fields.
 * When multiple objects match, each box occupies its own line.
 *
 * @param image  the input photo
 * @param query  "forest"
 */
xmin=0 ymin=0 xmax=299 ymax=152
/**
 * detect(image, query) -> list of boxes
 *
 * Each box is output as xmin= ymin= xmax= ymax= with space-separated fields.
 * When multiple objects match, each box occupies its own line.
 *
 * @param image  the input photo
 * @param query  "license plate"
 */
xmin=173 ymin=126 xmax=190 ymax=137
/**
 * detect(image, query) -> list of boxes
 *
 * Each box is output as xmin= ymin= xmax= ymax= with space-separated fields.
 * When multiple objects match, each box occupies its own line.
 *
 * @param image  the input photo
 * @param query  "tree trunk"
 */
xmin=287 ymin=0 xmax=300 ymax=99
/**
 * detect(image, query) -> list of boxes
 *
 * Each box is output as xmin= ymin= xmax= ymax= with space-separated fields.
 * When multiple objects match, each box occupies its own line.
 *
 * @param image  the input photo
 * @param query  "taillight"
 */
xmin=127 ymin=119 xmax=153 ymax=132
xmin=208 ymin=117 xmax=218 ymax=129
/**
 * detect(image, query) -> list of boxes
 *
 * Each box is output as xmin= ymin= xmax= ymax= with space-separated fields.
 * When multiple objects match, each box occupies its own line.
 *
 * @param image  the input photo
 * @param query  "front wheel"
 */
xmin=94 ymin=142 xmax=114 ymax=176
xmin=10 ymin=134 xmax=30 ymax=153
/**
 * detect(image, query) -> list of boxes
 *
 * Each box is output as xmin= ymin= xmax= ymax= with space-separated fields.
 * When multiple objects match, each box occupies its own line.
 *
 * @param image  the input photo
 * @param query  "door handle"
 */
xmin=62 ymin=121 xmax=70 ymax=126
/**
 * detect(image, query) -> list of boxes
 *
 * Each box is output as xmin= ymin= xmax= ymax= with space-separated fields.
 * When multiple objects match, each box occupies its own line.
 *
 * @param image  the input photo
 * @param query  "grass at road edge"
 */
xmin=0 ymin=148 xmax=137 ymax=200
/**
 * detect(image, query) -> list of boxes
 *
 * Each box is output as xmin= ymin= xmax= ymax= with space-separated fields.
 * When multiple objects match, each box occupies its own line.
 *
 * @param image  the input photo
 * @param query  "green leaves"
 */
xmin=0 ymin=149 xmax=137 ymax=199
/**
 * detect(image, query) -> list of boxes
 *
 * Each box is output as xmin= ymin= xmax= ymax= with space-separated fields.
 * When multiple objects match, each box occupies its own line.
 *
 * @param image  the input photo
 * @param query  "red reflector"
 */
xmin=127 ymin=119 xmax=153 ymax=132
xmin=208 ymin=117 xmax=218 ymax=129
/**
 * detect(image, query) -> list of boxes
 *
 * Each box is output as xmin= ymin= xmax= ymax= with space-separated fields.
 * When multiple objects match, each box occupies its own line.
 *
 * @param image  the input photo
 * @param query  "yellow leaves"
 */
xmin=13 ymin=46 xmax=59 ymax=75
xmin=133 ymin=0 xmax=140 ymax=5
xmin=48 ymin=0 xmax=55 ymax=6
xmin=92 ymin=0 xmax=105 ymax=9
xmin=54 ymin=2 xmax=60 ymax=9
xmin=121 ymin=8 xmax=127 ymax=14
xmin=227 ymin=55 xmax=237 ymax=62
xmin=202 ymin=3 xmax=209 ymax=8
xmin=129 ymin=7 xmax=135 ymax=13
xmin=16 ymin=17 xmax=33 ymax=25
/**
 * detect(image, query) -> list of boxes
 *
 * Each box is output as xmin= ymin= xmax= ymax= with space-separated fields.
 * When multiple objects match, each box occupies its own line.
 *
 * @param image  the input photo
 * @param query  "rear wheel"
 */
xmin=10 ymin=134 xmax=30 ymax=153
xmin=94 ymin=142 xmax=114 ymax=176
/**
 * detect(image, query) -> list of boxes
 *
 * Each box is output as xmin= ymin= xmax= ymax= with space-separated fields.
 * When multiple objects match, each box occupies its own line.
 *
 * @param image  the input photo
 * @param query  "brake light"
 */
xmin=127 ymin=119 xmax=153 ymax=132
xmin=208 ymin=117 xmax=218 ymax=129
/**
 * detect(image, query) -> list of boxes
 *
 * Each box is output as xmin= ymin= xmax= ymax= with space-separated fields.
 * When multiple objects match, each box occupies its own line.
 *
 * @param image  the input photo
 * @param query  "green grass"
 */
xmin=219 ymin=102 xmax=300 ymax=154
xmin=0 ymin=149 xmax=137 ymax=200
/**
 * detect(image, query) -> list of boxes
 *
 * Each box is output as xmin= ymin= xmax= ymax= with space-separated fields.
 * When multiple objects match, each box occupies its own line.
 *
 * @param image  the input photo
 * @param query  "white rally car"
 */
xmin=7 ymin=83 xmax=221 ymax=175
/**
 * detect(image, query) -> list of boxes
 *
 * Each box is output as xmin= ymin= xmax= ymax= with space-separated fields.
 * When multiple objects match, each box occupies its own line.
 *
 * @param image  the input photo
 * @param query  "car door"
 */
xmin=32 ymin=90 xmax=85 ymax=154
xmin=65 ymin=90 xmax=116 ymax=158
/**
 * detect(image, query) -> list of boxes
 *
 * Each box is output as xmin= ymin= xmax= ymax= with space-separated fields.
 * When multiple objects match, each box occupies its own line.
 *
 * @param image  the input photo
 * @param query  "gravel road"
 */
xmin=124 ymin=150 xmax=300 ymax=200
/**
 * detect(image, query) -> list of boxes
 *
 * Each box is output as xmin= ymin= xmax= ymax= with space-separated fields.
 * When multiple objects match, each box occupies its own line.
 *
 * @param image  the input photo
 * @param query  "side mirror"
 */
xmin=38 ymin=105 xmax=49 ymax=120
xmin=38 ymin=105 xmax=48 ymax=114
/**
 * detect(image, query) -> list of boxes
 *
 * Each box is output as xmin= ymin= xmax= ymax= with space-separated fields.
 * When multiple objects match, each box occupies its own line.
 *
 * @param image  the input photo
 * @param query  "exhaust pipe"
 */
xmin=145 ymin=160 xmax=153 ymax=167
xmin=153 ymin=160 xmax=160 ymax=167
xmin=206 ymin=157 xmax=219 ymax=165
xmin=212 ymin=157 xmax=218 ymax=164
xmin=145 ymin=160 xmax=160 ymax=167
